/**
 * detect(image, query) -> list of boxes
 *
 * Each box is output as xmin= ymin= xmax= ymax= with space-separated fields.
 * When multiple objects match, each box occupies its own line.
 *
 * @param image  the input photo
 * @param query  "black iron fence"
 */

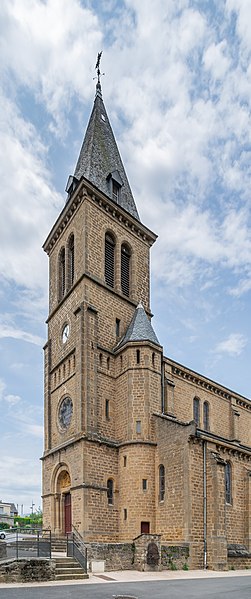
xmin=66 ymin=528 xmax=87 ymax=573
xmin=0 ymin=528 xmax=51 ymax=560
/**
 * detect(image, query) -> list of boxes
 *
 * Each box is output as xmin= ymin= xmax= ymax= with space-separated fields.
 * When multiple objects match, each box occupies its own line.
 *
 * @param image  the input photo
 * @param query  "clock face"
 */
xmin=58 ymin=397 xmax=73 ymax=430
xmin=62 ymin=323 xmax=70 ymax=344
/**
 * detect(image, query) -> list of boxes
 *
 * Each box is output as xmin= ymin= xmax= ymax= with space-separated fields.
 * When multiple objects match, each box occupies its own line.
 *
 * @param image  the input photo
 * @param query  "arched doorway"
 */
xmin=53 ymin=467 xmax=72 ymax=535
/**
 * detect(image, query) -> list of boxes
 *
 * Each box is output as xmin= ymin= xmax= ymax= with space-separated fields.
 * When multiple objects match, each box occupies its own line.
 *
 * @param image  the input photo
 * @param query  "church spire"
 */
xmin=72 ymin=54 xmax=140 ymax=221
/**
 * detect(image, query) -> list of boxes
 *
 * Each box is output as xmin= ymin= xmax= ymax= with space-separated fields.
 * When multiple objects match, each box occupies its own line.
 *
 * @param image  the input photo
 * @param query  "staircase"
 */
xmin=51 ymin=536 xmax=67 ymax=554
xmin=54 ymin=556 xmax=88 ymax=581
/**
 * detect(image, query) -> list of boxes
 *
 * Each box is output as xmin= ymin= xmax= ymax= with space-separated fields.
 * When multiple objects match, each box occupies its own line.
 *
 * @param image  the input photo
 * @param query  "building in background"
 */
xmin=42 ymin=74 xmax=251 ymax=571
xmin=0 ymin=501 xmax=18 ymax=527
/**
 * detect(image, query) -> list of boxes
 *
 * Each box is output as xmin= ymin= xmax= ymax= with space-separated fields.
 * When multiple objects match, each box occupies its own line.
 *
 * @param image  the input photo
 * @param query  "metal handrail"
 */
xmin=67 ymin=528 xmax=87 ymax=573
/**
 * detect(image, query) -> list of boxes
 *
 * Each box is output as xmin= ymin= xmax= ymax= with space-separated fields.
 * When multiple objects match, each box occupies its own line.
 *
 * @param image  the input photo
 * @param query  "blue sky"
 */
xmin=1 ymin=0 xmax=251 ymax=514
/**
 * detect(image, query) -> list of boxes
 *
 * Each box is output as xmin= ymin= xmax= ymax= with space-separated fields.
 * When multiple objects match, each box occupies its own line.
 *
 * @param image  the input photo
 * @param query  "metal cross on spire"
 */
xmin=94 ymin=51 xmax=105 ymax=84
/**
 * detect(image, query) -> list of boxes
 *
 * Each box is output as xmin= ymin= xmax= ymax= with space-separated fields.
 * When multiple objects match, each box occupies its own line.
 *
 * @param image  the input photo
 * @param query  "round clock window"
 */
xmin=62 ymin=323 xmax=70 ymax=344
xmin=58 ymin=397 xmax=73 ymax=430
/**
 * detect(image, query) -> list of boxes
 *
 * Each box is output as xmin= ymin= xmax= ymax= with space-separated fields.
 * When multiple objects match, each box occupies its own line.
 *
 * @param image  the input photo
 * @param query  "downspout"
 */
xmin=161 ymin=356 xmax=165 ymax=413
xmin=203 ymin=440 xmax=207 ymax=569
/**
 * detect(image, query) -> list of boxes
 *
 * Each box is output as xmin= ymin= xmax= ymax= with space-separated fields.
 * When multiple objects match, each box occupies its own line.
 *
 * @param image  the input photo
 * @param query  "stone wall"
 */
xmin=86 ymin=540 xmax=190 ymax=572
xmin=0 ymin=559 xmax=56 ymax=583
xmin=228 ymin=557 xmax=251 ymax=569
xmin=0 ymin=543 xmax=7 ymax=560
xmin=86 ymin=542 xmax=133 ymax=571
xmin=161 ymin=544 xmax=189 ymax=570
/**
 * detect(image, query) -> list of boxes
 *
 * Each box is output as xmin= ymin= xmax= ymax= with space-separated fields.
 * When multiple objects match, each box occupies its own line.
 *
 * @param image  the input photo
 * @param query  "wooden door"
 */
xmin=141 ymin=521 xmax=150 ymax=534
xmin=64 ymin=493 xmax=72 ymax=534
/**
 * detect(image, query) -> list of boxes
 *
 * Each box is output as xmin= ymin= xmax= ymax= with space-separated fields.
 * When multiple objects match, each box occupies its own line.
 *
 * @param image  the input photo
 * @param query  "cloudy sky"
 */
xmin=1 ymin=0 xmax=251 ymax=515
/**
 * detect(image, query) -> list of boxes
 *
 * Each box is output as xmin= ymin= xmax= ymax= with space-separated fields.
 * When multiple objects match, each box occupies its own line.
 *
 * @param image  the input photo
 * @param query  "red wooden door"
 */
xmin=64 ymin=493 xmax=72 ymax=534
xmin=141 ymin=521 xmax=150 ymax=534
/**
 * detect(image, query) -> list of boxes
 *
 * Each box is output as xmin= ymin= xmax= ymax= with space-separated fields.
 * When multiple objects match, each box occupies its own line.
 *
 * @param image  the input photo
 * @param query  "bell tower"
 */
xmin=42 ymin=65 xmax=161 ymax=539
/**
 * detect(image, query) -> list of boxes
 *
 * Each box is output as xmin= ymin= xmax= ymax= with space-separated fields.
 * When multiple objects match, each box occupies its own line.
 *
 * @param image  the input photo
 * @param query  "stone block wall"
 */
xmin=0 ymin=543 xmax=7 ymax=560
xmin=0 ymin=559 xmax=56 ymax=583
xmin=86 ymin=542 xmax=133 ymax=570
xmin=161 ymin=544 xmax=189 ymax=570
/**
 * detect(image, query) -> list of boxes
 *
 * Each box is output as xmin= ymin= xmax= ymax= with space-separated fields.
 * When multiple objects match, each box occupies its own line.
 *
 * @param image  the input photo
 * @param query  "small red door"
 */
xmin=141 ymin=521 xmax=150 ymax=534
xmin=64 ymin=493 xmax=72 ymax=534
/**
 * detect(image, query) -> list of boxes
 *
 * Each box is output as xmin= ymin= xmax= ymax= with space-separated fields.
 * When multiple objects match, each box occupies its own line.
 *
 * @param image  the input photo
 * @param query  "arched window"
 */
xmin=68 ymin=234 xmax=74 ymax=287
xmin=59 ymin=247 xmax=66 ymax=300
xmin=193 ymin=397 xmax=200 ymax=426
xmin=107 ymin=478 xmax=114 ymax=505
xmin=159 ymin=464 xmax=165 ymax=501
xmin=105 ymin=233 xmax=115 ymax=288
xmin=121 ymin=243 xmax=131 ymax=296
xmin=203 ymin=401 xmax=210 ymax=431
xmin=225 ymin=462 xmax=232 ymax=504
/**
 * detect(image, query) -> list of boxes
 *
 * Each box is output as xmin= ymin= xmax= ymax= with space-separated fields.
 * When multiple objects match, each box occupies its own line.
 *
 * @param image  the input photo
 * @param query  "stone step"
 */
xmin=54 ymin=557 xmax=88 ymax=581
xmin=55 ymin=558 xmax=76 ymax=565
xmin=51 ymin=545 xmax=67 ymax=551
xmin=55 ymin=573 xmax=88 ymax=580
xmin=56 ymin=567 xmax=84 ymax=574
xmin=55 ymin=562 xmax=81 ymax=569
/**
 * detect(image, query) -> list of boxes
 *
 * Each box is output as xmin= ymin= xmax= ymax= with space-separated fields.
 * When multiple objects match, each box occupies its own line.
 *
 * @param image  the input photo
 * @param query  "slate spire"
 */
xmin=115 ymin=303 xmax=160 ymax=351
xmin=73 ymin=81 xmax=140 ymax=221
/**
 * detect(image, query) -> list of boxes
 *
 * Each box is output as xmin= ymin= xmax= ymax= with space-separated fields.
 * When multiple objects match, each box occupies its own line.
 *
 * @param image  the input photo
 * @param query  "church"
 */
xmin=42 ymin=66 xmax=251 ymax=571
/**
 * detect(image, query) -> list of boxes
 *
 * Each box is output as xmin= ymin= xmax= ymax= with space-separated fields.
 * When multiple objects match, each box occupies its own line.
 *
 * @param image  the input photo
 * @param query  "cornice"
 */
xmin=196 ymin=429 xmax=251 ymax=459
xmin=168 ymin=360 xmax=251 ymax=409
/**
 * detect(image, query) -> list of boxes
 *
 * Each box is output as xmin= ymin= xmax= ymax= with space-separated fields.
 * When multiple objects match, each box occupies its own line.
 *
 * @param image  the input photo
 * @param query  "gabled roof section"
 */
xmin=73 ymin=82 xmax=140 ymax=221
xmin=115 ymin=303 xmax=161 ymax=351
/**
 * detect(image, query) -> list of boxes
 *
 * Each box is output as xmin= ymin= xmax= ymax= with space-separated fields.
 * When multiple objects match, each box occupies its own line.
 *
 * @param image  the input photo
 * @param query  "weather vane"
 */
xmin=94 ymin=51 xmax=105 ymax=84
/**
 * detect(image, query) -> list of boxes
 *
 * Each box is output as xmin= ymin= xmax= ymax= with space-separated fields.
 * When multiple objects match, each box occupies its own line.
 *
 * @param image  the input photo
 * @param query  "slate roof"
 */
xmin=115 ymin=303 xmax=160 ymax=350
xmin=73 ymin=82 xmax=140 ymax=221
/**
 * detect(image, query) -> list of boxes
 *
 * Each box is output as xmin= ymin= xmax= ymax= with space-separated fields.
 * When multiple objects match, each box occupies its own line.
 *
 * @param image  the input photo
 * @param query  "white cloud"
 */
xmin=0 ymin=456 xmax=41 ymax=513
xmin=0 ymin=93 xmax=63 ymax=293
xmin=0 ymin=0 xmax=102 ymax=133
xmin=229 ymin=277 xmax=251 ymax=298
xmin=4 ymin=394 xmax=21 ymax=405
xmin=215 ymin=333 xmax=247 ymax=356
xmin=0 ymin=379 xmax=6 ymax=399
xmin=23 ymin=423 xmax=44 ymax=439
xmin=0 ymin=324 xmax=43 ymax=346
xmin=203 ymin=40 xmax=230 ymax=80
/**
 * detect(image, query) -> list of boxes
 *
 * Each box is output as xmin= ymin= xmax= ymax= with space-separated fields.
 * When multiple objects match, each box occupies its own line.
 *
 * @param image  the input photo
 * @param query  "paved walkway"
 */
xmin=0 ymin=569 xmax=251 ymax=588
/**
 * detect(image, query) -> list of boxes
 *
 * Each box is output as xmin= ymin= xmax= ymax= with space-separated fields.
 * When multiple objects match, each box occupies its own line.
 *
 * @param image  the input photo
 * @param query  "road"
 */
xmin=0 ymin=576 xmax=250 ymax=599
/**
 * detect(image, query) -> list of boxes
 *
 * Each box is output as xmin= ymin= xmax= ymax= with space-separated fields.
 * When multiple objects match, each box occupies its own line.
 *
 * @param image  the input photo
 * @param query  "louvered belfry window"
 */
xmin=59 ymin=247 xmax=66 ymax=300
xmin=121 ymin=243 xmax=131 ymax=296
xmin=68 ymin=234 xmax=74 ymax=287
xmin=105 ymin=233 xmax=115 ymax=287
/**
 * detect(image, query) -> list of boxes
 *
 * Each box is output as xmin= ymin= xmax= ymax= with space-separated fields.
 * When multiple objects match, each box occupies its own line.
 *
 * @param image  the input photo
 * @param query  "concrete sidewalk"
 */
xmin=0 ymin=569 xmax=251 ymax=588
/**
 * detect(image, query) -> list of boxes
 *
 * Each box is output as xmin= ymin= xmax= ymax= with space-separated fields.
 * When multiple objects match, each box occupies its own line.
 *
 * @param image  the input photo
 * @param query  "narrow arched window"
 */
xmin=193 ymin=397 xmax=200 ymax=426
xmin=107 ymin=479 xmax=114 ymax=505
xmin=203 ymin=401 xmax=210 ymax=431
xmin=121 ymin=243 xmax=131 ymax=296
xmin=59 ymin=247 xmax=66 ymax=300
xmin=225 ymin=462 xmax=232 ymax=504
xmin=159 ymin=464 xmax=165 ymax=501
xmin=105 ymin=233 xmax=115 ymax=288
xmin=68 ymin=234 xmax=74 ymax=287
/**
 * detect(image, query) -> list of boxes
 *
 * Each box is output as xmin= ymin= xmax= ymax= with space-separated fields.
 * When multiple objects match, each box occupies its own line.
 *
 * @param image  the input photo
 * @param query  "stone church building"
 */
xmin=42 ymin=78 xmax=251 ymax=571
